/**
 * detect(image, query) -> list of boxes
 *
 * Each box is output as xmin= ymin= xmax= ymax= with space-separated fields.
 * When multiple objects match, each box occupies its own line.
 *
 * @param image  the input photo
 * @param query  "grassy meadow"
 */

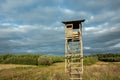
xmin=0 ymin=53 xmax=120 ymax=80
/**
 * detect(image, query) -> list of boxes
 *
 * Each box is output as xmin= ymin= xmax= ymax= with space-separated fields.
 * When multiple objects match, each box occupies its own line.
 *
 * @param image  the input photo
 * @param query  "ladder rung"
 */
xmin=70 ymin=78 xmax=82 ymax=80
xmin=71 ymin=67 xmax=82 ymax=69
xmin=72 ymin=58 xmax=81 ymax=59
xmin=70 ymin=63 xmax=81 ymax=64
xmin=70 ymin=72 xmax=82 ymax=75
xmin=71 ymin=58 xmax=82 ymax=60
xmin=66 ymin=54 xmax=81 ymax=57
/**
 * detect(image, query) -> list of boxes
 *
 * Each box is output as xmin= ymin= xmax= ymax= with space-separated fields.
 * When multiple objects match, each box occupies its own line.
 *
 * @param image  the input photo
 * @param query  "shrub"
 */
xmin=4 ymin=54 xmax=14 ymax=58
xmin=0 ymin=57 xmax=3 ymax=63
xmin=1 ymin=54 xmax=40 ymax=65
xmin=0 ymin=54 xmax=14 ymax=63
xmin=3 ymin=56 xmax=38 ymax=65
xmin=38 ymin=56 xmax=53 ymax=66
xmin=0 ymin=54 xmax=64 ymax=65
xmin=51 ymin=56 xmax=64 ymax=63
xmin=97 ymin=54 xmax=120 ymax=62
xmin=83 ymin=56 xmax=98 ymax=65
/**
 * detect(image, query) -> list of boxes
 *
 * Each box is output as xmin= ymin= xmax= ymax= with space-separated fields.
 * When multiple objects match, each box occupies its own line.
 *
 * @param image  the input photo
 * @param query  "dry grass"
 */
xmin=0 ymin=63 xmax=69 ymax=80
xmin=0 ymin=64 xmax=37 ymax=70
xmin=83 ymin=62 xmax=120 ymax=80
xmin=0 ymin=62 xmax=120 ymax=80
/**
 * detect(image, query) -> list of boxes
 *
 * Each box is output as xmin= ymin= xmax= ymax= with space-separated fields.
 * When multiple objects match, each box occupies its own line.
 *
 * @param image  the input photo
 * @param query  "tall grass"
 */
xmin=83 ymin=62 xmax=120 ymax=80
xmin=0 ymin=62 xmax=120 ymax=80
xmin=0 ymin=63 xmax=69 ymax=80
xmin=0 ymin=53 xmax=120 ymax=80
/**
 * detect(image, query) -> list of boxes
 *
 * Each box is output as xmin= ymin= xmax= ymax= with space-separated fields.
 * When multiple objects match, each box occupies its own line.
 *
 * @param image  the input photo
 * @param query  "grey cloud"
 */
xmin=83 ymin=22 xmax=120 ymax=54
xmin=0 ymin=23 xmax=65 ymax=54
xmin=0 ymin=0 xmax=120 ymax=55
xmin=0 ymin=0 xmax=37 ymax=11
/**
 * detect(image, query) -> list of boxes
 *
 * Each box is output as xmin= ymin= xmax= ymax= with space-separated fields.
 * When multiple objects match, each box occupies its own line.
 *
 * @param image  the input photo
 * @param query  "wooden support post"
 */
xmin=62 ymin=20 xmax=85 ymax=80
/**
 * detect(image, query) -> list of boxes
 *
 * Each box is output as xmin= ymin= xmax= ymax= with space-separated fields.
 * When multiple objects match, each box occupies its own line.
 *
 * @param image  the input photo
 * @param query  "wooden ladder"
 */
xmin=69 ymin=54 xmax=83 ymax=80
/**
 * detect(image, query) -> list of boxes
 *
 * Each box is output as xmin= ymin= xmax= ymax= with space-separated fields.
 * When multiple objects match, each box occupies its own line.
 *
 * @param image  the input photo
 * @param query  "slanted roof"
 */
xmin=62 ymin=19 xmax=85 ymax=24
xmin=62 ymin=19 xmax=85 ymax=29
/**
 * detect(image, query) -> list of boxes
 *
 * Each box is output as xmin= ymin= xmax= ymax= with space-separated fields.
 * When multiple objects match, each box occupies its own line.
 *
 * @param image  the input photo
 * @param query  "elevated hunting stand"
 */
xmin=62 ymin=20 xmax=85 ymax=80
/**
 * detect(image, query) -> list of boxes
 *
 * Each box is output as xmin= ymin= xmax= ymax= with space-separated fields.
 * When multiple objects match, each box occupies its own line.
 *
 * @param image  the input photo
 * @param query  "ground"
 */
xmin=0 ymin=62 xmax=120 ymax=80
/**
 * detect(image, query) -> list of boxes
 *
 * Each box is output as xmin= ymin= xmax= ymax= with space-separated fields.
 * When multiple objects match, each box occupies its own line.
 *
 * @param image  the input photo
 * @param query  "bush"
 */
xmin=97 ymin=54 xmax=120 ymax=62
xmin=3 ymin=56 xmax=38 ymax=65
xmin=0 ymin=54 xmax=14 ymax=63
xmin=83 ymin=56 xmax=98 ymax=65
xmin=0 ymin=54 xmax=64 ymax=66
xmin=38 ymin=56 xmax=53 ymax=66
xmin=51 ymin=56 xmax=64 ymax=63
xmin=0 ymin=57 xmax=3 ymax=63
xmin=1 ymin=54 xmax=40 ymax=65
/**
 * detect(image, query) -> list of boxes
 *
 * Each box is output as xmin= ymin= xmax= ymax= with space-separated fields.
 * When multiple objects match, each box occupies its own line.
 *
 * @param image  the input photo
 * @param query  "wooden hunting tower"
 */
xmin=62 ymin=20 xmax=85 ymax=80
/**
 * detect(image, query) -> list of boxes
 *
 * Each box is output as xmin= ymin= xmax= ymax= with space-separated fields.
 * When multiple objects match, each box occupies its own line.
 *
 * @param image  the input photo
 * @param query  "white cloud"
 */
xmin=84 ymin=22 xmax=110 ymax=35
xmin=87 ymin=0 xmax=110 ymax=7
xmin=0 ymin=24 xmax=37 ymax=33
xmin=59 ymin=7 xmax=89 ymax=20
xmin=62 ymin=8 xmax=75 ymax=15
xmin=84 ymin=47 xmax=91 ymax=50
xmin=90 ymin=16 xmax=94 ymax=20
xmin=26 ymin=50 xmax=34 ymax=53
xmin=113 ymin=43 xmax=120 ymax=47
xmin=1 ymin=0 xmax=36 ymax=12
xmin=84 ymin=27 xmax=99 ymax=32
xmin=0 ymin=23 xmax=39 ymax=38
xmin=86 ymin=16 xmax=94 ymax=23
xmin=9 ymin=39 xmax=25 ymax=45
xmin=87 ymin=11 xmax=115 ymax=23
xmin=16 ymin=25 xmax=38 ymax=32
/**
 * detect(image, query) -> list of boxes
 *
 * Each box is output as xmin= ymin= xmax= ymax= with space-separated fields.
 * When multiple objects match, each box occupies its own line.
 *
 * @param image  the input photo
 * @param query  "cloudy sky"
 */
xmin=0 ymin=0 xmax=120 ymax=55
